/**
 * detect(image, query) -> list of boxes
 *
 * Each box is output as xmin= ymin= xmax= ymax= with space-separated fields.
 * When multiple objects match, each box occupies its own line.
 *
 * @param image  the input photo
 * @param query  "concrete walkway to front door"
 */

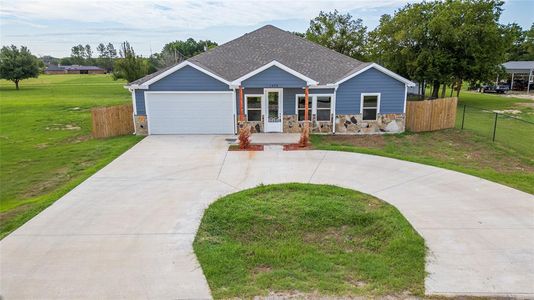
xmin=1 ymin=135 xmax=533 ymax=299
xmin=250 ymin=133 xmax=300 ymax=144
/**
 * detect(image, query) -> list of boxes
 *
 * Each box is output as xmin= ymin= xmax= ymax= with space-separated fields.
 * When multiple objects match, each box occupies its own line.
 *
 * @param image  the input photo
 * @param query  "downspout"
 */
xmin=232 ymin=87 xmax=237 ymax=134
xmin=129 ymin=88 xmax=137 ymax=135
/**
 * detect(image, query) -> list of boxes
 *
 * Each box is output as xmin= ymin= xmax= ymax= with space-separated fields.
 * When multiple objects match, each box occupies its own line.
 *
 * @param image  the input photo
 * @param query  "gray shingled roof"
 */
xmin=129 ymin=25 xmax=369 ymax=86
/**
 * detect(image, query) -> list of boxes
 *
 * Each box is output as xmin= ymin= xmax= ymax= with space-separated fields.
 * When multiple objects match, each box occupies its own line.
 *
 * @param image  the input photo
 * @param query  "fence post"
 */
xmin=461 ymin=104 xmax=466 ymax=129
xmin=492 ymin=112 xmax=498 ymax=142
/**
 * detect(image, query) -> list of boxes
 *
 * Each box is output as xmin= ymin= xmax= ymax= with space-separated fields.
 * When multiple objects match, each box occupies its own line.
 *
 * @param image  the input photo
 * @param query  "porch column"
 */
xmin=529 ymin=69 xmax=533 ymax=94
xmin=510 ymin=72 xmax=514 ymax=90
xmin=239 ymin=85 xmax=244 ymax=121
xmin=304 ymin=85 xmax=309 ymax=126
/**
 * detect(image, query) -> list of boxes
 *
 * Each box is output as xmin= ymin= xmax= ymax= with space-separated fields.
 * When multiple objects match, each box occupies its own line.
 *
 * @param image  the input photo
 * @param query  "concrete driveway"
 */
xmin=1 ymin=135 xmax=533 ymax=299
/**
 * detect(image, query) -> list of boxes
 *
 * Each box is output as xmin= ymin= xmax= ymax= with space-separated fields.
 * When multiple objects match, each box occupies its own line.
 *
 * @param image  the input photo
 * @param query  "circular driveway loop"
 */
xmin=1 ymin=136 xmax=533 ymax=299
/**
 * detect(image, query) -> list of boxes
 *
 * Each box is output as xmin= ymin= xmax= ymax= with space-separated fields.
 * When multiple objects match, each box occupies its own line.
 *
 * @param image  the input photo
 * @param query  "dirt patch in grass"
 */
xmin=21 ymin=167 xmax=71 ymax=199
xmin=0 ymin=204 xmax=32 ymax=225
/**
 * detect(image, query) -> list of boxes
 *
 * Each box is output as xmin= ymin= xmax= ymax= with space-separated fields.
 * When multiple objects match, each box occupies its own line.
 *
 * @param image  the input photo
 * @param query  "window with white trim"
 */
xmin=316 ymin=96 xmax=332 ymax=121
xmin=362 ymin=94 xmax=379 ymax=120
xmin=296 ymin=94 xmax=333 ymax=121
xmin=246 ymin=95 xmax=262 ymax=121
xmin=297 ymin=95 xmax=312 ymax=121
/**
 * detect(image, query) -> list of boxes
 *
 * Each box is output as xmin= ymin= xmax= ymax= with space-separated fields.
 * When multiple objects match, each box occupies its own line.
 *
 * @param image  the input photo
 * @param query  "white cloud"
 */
xmin=1 ymin=0 xmax=406 ymax=30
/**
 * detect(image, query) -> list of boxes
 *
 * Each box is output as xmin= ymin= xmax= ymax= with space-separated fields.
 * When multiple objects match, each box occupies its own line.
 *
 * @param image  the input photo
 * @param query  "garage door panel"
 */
xmin=146 ymin=92 xmax=234 ymax=134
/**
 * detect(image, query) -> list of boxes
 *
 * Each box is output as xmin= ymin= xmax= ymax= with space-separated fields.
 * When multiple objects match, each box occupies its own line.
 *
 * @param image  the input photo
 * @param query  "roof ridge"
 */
xmin=188 ymin=25 xmax=277 ymax=63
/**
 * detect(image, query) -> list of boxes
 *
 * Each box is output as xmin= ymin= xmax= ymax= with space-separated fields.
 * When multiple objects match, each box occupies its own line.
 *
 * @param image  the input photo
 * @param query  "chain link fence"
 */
xmin=456 ymin=104 xmax=534 ymax=156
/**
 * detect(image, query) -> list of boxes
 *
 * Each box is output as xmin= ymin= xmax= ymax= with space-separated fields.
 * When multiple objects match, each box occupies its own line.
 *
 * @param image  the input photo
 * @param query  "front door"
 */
xmin=264 ymin=88 xmax=283 ymax=132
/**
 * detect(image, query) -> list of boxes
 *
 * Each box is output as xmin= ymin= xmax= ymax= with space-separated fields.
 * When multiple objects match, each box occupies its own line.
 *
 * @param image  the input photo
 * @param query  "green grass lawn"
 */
xmin=312 ymin=129 xmax=534 ymax=194
xmin=0 ymin=75 xmax=143 ymax=239
xmin=454 ymin=91 xmax=534 ymax=155
xmin=194 ymin=183 xmax=425 ymax=299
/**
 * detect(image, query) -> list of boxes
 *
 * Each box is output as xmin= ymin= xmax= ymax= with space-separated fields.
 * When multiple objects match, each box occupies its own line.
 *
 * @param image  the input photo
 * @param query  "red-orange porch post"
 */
xmin=239 ymin=85 xmax=244 ymax=121
xmin=304 ymin=86 xmax=309 ymax=125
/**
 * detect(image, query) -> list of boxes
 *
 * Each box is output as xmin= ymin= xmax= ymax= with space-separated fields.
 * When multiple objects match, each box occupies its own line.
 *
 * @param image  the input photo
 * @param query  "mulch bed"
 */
xmin=228 ymin=144 xmax=264 ymax=151
xmin=283 ymin=143 xmax=311 ymax=151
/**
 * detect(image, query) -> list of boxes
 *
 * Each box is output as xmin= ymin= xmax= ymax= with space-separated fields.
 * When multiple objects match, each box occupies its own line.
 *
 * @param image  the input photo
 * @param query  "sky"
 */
xmin=0 ymin=0 xmax=532 ymax=58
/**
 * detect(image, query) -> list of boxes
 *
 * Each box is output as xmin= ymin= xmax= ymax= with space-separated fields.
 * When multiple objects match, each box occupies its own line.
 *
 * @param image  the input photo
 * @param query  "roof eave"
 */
xmin=335 ymin=63 xmax=416 ymax=87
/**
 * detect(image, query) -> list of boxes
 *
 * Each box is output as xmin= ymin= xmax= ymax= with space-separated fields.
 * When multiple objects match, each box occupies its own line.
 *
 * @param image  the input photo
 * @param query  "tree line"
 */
xmin=304 ymin=1 xmax=533 ymax=98
xmin=1 ymin=0 xmax=533 ymax=92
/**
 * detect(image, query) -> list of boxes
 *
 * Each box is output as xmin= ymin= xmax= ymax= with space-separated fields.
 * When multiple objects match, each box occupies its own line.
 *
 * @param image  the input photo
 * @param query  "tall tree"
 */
xmin=112 ymin=41 xmax=148 ymax=82
xmin=96 ymin=43 xmax=113 ymax=71
xmin=97 ymin=43 xmax=107 ymax=58
xmin=153 ymin=38 xmax=217 ymax=69
xmin=0 ymin=45 xmax=42 ymax=90
xmin=506 ymin=23 xmax=534 ymax=61
xmin=306 ymin=10 xmax=368 ymax=60
xmin=106 ymin=43 xmax=117 ymax=59
xmin=84 ymin=44 xmax=92 ymax=60
xmin=370 ymin=0 xmax=512 ymax=98
xmin=70 ymin=44 xmax=85 ymax=65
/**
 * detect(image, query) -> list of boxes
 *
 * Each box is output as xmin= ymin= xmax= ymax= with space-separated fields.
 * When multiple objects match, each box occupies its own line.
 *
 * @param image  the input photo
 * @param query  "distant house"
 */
xmin=44 ymin=65 xmax=106 ymax=75
xmin=502 ymin=61 xmax=534 ymax=93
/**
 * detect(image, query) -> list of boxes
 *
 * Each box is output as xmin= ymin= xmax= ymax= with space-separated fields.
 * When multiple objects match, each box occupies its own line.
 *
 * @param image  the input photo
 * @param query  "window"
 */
xmin=361 ymin=94 xmax=380 ymax=120
xmin=246 ymin=95 xmax=262 ymax=121
xmin=316 ymin=96 xmax=332 ymax=121
xmin=297 ymin=95 xmax=312 ymax=121
xmin=296 ymin=94 xmax=333 ymax=121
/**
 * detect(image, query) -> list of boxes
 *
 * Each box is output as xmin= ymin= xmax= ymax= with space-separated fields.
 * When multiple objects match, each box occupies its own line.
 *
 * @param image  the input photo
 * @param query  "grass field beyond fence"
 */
xmin=456 ymin=104 xmax=534 ymax=156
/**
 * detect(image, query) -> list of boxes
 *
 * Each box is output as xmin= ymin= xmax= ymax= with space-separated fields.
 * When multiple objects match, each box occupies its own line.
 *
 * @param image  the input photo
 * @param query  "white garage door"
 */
xmin=145 ymin=92 xmax=235 ymax=134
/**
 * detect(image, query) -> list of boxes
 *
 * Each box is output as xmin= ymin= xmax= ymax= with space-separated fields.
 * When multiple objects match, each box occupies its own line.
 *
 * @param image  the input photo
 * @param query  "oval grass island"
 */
xmin=193 ymin=183 xmax=425 ymax=299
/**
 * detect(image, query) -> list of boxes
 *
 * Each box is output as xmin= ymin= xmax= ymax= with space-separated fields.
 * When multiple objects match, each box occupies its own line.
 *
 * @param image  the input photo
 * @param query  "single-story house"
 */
xmin=502 ymin=61 xmax=534 ymax=93
xmin=126 ymin=25 xmax=414 ymax=135
xmin=45 ymin=65 xmax=106 ymax=75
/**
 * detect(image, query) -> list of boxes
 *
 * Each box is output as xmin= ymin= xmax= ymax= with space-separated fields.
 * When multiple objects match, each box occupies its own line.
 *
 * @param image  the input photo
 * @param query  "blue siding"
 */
xmin=135 ymin=90 xmax=146 ymax=115
xmin=242 ymin=66 xmax=307 ymax=88
xmin=336 ymin=68 xmax=405 ymax=114
xmin=134 ymin=65 xmax=230 ymax=115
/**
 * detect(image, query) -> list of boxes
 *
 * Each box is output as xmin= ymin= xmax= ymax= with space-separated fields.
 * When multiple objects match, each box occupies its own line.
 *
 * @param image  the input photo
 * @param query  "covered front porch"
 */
xmin=230 ymin=61 xmax=332 ymax=134
xmin=235 ymin=86 xmax=335 ymax=134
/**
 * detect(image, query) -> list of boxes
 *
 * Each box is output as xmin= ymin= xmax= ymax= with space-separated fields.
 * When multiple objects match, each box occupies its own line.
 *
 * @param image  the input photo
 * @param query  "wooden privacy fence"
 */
xmin=406 ymin=97 xmax=458 ymax=132
xmin=91 ymin=104 xmax=134 ymax=138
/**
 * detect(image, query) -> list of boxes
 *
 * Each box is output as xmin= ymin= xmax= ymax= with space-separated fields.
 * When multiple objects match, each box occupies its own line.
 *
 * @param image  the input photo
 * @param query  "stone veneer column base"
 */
xmin=335 ymin=114 xmax=405 ymax=134
xmin=283 ymin=115 xmax=333 ymax=134
xmin=134 ymin=115 xmax=148 ymax=135
xmin=238 ymin=120 xmax=263 ymax=133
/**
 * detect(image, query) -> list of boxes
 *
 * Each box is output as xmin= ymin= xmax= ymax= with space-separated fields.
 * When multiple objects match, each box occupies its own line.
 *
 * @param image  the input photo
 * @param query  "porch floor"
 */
xmin=250 ymin=133 xmax=300 ymax=145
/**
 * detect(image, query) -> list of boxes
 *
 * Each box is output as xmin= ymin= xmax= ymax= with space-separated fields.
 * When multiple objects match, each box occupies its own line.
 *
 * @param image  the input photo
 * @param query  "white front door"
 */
xmin=264 ymin=88 xmax=283 ymax=132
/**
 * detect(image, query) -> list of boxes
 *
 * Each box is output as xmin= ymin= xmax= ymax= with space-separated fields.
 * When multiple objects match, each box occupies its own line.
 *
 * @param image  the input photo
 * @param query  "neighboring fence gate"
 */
xmin=91 ymin=104 xmax=134 ymax=138
xmin=405 ymin=97 xmax=458 ymax=132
